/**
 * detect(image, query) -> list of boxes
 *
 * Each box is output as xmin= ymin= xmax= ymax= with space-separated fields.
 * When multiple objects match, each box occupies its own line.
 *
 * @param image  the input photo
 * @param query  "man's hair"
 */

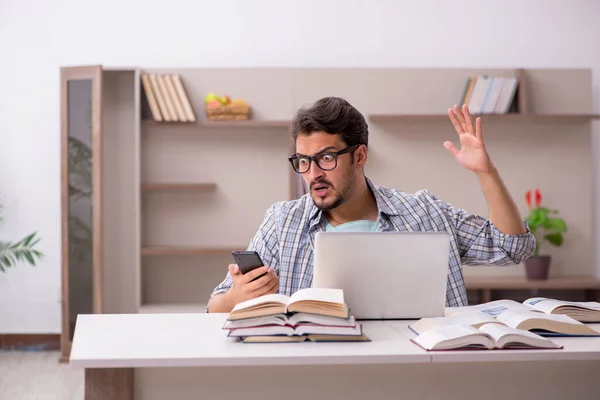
xmin=291 ymin=97 xmax=369 ymax=148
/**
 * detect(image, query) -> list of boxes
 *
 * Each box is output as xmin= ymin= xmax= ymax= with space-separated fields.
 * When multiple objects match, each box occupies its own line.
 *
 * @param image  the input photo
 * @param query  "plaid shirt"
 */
xmin=210 ymin=177 xmax=535 ymax=307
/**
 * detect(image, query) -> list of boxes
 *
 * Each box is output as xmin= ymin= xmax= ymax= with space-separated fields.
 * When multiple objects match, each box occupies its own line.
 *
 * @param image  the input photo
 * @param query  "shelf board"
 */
xmin=368 ymin=113 xmax=600 ymax=123
xmin=142 ymin=119 xmax=291 ymax=129
xmin=141 ymin=183 xmax=217 ymax=192
xmin=465 ymin=276 xmax=600 ymax=290
xmin=139 ymin=303 xmax=207 ymax=314
xmin=141 ymin=246 xmax=242 ymax=256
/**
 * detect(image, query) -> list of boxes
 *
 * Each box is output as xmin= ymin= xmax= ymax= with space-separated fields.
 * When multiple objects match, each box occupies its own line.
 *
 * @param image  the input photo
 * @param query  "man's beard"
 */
xmin=310 ymin=169 xmax=355 ymax=212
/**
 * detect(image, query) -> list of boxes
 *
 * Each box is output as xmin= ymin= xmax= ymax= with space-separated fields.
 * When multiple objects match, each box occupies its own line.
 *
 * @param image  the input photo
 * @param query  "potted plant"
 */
xmin=0 ymin=203 xmax=43 ymax=272
xmin=523 ymin=188 xmax=567 ymax=280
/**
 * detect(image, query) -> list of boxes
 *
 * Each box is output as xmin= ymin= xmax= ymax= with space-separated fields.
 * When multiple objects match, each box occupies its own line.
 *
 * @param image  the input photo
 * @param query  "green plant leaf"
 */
xmin=545 ymin=233 xmax=563 ymax=246
xmin=526 ymin=207 xmax=549 ymax=230
xmin=544 ymin=217 xmax=567 ymax=233
xmin=0 ymin=233 xmax=43 ymax=272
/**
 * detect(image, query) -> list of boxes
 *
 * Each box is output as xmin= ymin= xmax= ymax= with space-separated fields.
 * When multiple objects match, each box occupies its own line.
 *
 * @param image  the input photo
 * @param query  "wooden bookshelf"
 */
xmin=465 ymin=276 xmax=600 ymax=303
xmin=142 ymin=119 xmax=291 ymax=129
xmin=141 ymin=246 xmax=242 ymax=256
xmin=368 ymin=113 xmax=600 ymax=123
xmin=141 ymin=183 xmax=217 ymax=192
xmin=59 ymin=64 xmax=598 ymax=338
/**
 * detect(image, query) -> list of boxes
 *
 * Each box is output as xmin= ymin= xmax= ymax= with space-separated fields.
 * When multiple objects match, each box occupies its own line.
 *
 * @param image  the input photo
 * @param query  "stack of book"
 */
xmin=223 ymin=288 xmax=370 ymax=343
xmin=408 ymin=298 xmax=600 ymax=352
xmin=140 ymin=73 xmax=196 ymax=122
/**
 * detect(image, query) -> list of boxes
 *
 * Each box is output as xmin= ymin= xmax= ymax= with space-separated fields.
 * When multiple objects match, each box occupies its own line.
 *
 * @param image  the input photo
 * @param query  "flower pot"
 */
xmin=525 ymin=255 xmax=551 ymax=280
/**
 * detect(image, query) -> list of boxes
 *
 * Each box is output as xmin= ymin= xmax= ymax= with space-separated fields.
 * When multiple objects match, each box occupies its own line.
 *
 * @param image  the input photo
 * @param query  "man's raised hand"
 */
xmin=445 ymin=104 xmax=495 ymax=174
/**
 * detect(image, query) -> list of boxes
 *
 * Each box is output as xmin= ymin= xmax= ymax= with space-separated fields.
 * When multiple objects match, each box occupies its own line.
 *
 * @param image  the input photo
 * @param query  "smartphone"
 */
xmin=231 ymin=250 xmax=266 ymax=277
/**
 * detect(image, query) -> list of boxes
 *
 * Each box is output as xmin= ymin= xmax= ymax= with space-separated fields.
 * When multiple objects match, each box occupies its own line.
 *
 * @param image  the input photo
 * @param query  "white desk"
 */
xmin=70 ymin=313 xmax=600 ymax=400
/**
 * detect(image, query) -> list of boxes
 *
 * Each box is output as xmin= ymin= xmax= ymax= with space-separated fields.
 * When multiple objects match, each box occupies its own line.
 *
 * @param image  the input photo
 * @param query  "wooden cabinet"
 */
xmin=60 ymin=65 xmax=104 ymax=362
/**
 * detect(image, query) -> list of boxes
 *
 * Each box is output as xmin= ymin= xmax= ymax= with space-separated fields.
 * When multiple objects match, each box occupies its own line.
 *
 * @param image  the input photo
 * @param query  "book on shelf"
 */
xmin=411 ymin=323 xmax=563 ymax=351
xmin=459 ymin=75 xmax=519 ymax=115
xmin=411 ymin=308 xmax=599 ymax=337
xmin=141 ymin=73 xmax=196 ymax=123
xmin=224 ymin=288 xmax=370 ymax=343
xmin=445 ymin=298 xmax=600 ymax=322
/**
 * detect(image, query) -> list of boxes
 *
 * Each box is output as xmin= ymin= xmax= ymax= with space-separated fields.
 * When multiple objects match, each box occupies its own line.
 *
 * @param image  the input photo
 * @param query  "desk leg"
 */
xmin=85 ymin=368 xmax=133 ymax=400
xmin=481 ymin=289 xmax=492 ymax=303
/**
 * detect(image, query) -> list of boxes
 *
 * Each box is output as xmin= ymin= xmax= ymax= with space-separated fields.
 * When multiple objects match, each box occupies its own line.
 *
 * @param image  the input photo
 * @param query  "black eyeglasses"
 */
xmin=288 ymin=145 xmax=358 ymax=174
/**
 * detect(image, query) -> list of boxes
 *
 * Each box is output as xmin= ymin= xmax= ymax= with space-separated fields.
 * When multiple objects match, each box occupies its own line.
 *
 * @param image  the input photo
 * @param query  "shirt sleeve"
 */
xmin=207 ymin=204 xmax=281 ymax=302
xmin=433 ymin=195 xmax=536 ymax=266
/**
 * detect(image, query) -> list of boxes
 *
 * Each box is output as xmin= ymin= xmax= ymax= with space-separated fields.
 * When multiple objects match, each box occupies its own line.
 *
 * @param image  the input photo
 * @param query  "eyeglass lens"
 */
xmin=292 ymin=153 xmax=336 ymax=173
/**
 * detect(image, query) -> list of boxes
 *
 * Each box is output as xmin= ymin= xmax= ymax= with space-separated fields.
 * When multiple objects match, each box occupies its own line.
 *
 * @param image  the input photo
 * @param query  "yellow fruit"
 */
xmin=205 ymin=92 xmax=218 ymax=103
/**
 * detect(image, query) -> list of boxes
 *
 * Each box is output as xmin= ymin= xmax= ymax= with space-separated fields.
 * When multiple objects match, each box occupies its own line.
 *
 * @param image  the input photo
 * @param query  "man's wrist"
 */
xmin=475 ymin=162 xmax=498 ymax=179
xmin=221 ymin=289 xmax=238 ymax=311
xmin=207 ymin=289 xmax=236 ymax=313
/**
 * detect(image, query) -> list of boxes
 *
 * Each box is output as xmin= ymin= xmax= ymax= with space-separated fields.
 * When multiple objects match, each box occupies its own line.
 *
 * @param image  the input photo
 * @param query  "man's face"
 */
xmin=294 ymin=132 xmax=359 ymax=211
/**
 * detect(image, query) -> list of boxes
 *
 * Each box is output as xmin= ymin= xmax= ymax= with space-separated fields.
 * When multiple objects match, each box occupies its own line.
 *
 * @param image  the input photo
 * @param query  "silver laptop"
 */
xmin=312 ymin=231 xmax=450 ymax=320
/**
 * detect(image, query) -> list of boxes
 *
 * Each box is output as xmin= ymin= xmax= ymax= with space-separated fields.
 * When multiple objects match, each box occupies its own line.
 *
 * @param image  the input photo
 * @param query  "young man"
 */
xmin=207 ymin=97 xmax=535 ymax=312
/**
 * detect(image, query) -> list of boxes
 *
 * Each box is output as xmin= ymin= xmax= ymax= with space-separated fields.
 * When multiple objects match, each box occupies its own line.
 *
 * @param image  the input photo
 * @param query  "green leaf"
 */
xmin=25 ymin=252 xmax=35 ymax=265
xmin=545 ymin=233 xmax=563 ymax=246
xmin=1 ymin=255 xmax=12 ymax=267
xmin=0 ymin=233 xmax=43 ymax=271
xmin=23 ymin=233 xmax=35 ymax=245
xmin=526 ymin=207 xmax=549 ymax=229
xmin=544 ymin=217 xmax=567 ymax=233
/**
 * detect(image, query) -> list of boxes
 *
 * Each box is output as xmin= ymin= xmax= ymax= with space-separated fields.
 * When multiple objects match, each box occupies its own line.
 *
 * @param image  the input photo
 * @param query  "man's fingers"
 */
xmin=447 ymin=107 xmax=464 ymax=134
xmin=241 ymin=266 xmax=270 ymax=284
xmin=443 ymin=141 xmax=459 ymax=157
xmin=268 ymin=275 xmax=279 ymax=293
xmin=475 ymin=117 xmax=483 ymax=140
xmin=228 ymin=263 xmax=241 ymax=276
xmin=462 ymin=104 xmax=477 ymax=135
xmin=452 ymin=104 xmax=468 ymax=131
xmin=247 ymin=269 xmax=276 ymax=292
xmin=255 ymin=274 xmax=279 ymax=296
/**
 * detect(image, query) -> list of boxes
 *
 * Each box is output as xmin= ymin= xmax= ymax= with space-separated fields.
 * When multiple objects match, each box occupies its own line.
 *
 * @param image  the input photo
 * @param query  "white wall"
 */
xmin=1 ymin=0 xmax=599 ymax=333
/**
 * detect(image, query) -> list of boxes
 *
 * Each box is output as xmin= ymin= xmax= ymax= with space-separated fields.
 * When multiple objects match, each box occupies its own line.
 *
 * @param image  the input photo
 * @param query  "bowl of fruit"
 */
xmin=204 ymin=92 xmax=250 ymax=120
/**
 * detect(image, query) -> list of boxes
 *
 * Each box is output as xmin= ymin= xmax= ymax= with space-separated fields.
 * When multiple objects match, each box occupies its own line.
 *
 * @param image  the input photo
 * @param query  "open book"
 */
xmin=228 ymin=288 xmax=349 ymax=321
xmin=410 ymin=309 xmax=599 ymax=337
xmin=412 ymin=323 xmax=563 ymax=351
xmin=523 ymin=298 xmax=600 ymax=322
xmin=236 ymin=331 xmax=371 ymax=343
xmin=223 ymin=312 xmax=356 ymax=330
xmin=225 ymin=288 xmax=368 ymax=342
xmin=224 ymin=312 xmax=360 ymax=337
xmin=445 ymin=298 xmax=600 ymax=322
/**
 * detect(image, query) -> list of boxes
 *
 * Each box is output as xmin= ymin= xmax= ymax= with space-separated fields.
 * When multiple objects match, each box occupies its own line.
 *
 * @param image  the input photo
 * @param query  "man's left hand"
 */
xmin=445 ymin=104 xmax=495 ymax=174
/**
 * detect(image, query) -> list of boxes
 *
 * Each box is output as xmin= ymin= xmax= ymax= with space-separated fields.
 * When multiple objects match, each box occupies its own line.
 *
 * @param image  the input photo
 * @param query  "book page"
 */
xmin=295 ymin=324 xmax=363 ymax=336
xmin=445 ymin=299 xmax=539 ymax=317
xmin=223 ymin=314 xmax=288 ymax=329
xmin=478 ymin=323 xmax=560 ymax=349
xmin=413 ymin=325 xmax=494 ymax=350
xmin=496 ymin=309 xmax=583 ymax=329
xmin=494 ymin=309 xmax=600 ymax=336
xmin=231 ymin=293 xmax=291 ymax=312
xmin=288 ymin=288 xmax=344 ymax=306
xmin=524 ymin=297 xmax=600 ymax=314
xmin=228 ymin=325 xmax=295 ymax=337
xmin=288 ymin=313 xmax=355 ymax=327
xmin=410 ymin=312 xmax=500 ymax=335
